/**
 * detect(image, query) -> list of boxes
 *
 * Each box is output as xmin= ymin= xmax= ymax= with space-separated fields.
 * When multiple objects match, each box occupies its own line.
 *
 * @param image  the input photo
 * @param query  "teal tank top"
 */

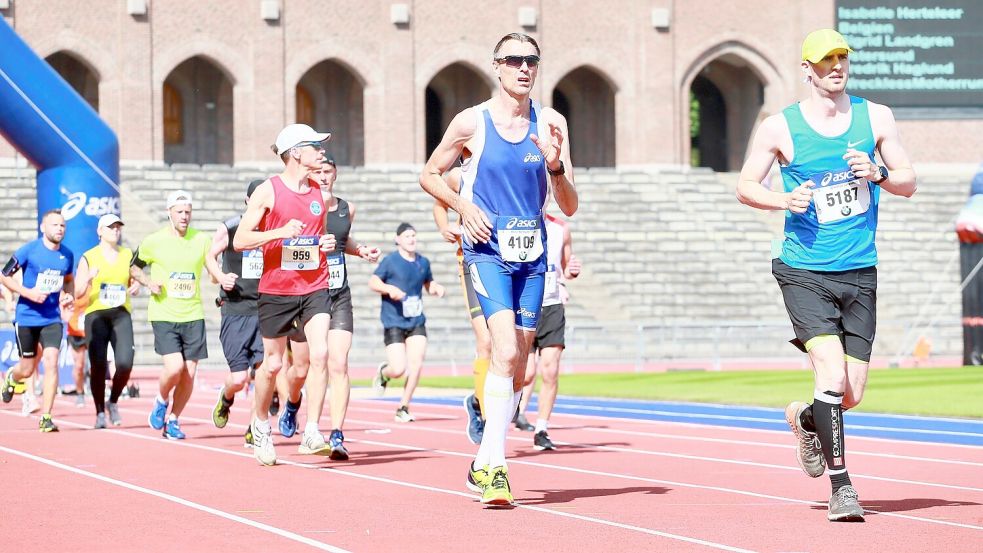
xmin=779 ymin=95 xmax=880 ymax=271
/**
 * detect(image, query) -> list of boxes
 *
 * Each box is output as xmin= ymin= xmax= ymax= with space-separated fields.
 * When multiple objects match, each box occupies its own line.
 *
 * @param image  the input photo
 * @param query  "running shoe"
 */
xmin=21 ymin=393 xmax=40 ymax=416
xmin=148 ymin=397 xmax=168 ymax=430
xmin=828 ymin=485 xmax=865 ymax=522
xmin=394 ymin=405 xmax=415 ymax=423
xmin=269 ymin=391 xmax=280 ymax=417
xmin=252 ymin=420 xmax=277 ymax=466
xmin=466 ymin=463 xmax=490 ymax=494
xmin=513 ymin=412 xmax=534 ymax=432
xmin=328 ymin=429 xmax=349 ymax=461
xmin=372 ymin=362 xmax=390 ymax=396
xmin=533 ymin=430 xmax=555 ymax=451
xmin=243 ymin=426 xmax=254 ymax=448
xmin=95 ymin=412 xmax=107 ymax=429
xmin=298 ymin=430 xmax=331 ymax=455
xmin=463 ymin=394 xmax=484 ymax=445
xmin=279 ymin=397 xmax=301 ymax=437
xmin=785 ymin=401 xmax=825 ymax=478
xmin=38 ymin=414 xmax=59 ymax=433
xmin=2 ymin=370 xmax=19 ymax=403
xmin=162 ymin=419 xmax=186 ymax=440
xmin=75 ymin=394 xmax=85 ymax=408
xmin=481 ymin=466 xmax=514 ymax=506
xmin=107 ymin=402 xmax=122 ymax=426
xmin=212 ymin=389 xmax=231 ymax=428
xmin=12 ymin=378 xmax=26 ymax=395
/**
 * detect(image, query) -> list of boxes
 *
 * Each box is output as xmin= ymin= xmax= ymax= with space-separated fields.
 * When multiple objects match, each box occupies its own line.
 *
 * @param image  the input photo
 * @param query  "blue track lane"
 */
xmin=376 ymin=395 xmax=983 ymax=447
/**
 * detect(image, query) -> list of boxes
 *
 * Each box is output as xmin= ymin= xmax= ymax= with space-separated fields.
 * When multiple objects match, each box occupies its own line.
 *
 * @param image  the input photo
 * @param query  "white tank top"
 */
xmin=542 ymin=215 xmax=566 ymax=307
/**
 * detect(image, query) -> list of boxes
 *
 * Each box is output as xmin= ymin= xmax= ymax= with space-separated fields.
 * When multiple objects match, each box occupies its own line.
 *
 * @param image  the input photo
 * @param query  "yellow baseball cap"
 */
xmin=801 ymin=29 xmax=853 ymax=63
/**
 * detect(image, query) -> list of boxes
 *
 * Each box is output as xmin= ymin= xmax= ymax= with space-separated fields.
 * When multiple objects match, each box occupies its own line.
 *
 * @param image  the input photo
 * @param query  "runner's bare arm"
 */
xmin=207 ymin=224 xmax=231 ymax=285
xmin=561 ymin=224 xmax=580 ymax=280
xmin=0 ymin=258 xmax=44 ymax=302
xmin=870 ymin=102 xmax=917 ymax=197
xmin=537 ymin=108 xmax=578 ymax=216
xmin=73 ymin=256 xmax=93 ymax=299
xmin=368 ymin=274 xmax=404 ymax=301
xmin=737 ymin=115 xmax=812 ymax=212
xmin=426 ymin=279 xmax=445 ymax=298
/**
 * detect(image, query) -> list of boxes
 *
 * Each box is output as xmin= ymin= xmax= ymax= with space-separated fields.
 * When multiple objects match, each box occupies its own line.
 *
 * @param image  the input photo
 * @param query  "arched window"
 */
xmin=163 ymin=82 xmax=183 ymax=145
xmin=295 ymin=60 xmax=365 ymax=166
xmin=162 ymin=56 xmax=234 ymax=165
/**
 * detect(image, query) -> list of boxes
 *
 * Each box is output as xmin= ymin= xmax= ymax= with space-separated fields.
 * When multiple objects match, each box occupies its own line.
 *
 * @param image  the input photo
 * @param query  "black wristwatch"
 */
xmin=871 ymin=165 xmax=888 ymax=184
xmin=547 ymin=160 xmax=565 ymax=177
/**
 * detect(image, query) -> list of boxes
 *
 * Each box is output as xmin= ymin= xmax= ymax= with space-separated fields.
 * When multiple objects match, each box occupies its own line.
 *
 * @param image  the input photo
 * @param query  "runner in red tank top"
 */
xmin=233 ymin=123 xmax=335 ymax=466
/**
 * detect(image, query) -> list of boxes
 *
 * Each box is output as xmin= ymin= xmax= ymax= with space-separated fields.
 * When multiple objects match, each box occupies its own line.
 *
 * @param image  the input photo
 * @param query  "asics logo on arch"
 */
xmin=505 ymin=218 xmax=537 ymax=229
xmin=523 ymin=153 xmax=542 ymax=163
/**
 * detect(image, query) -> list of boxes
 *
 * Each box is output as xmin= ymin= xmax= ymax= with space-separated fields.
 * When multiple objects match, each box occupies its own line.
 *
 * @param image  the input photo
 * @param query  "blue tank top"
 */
xmin=779 ymin=96 xmax=880 ymax=271
xmin=459 ymin=100 xmax=549 ymax=273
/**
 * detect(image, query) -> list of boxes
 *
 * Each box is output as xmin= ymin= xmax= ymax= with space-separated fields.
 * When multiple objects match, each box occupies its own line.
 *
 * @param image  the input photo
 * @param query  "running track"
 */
xmin=1 ymin=379 xmax=981 ymax=552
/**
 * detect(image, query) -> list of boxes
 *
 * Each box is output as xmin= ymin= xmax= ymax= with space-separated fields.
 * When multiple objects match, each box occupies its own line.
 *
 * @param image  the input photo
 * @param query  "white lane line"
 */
xmin=0 ymin=443 xmax=350 ymax=553
xmin=35 ymin=403 xmax=982 ymax=533
xmin=0 ymin=412 xmax=755 ymax=553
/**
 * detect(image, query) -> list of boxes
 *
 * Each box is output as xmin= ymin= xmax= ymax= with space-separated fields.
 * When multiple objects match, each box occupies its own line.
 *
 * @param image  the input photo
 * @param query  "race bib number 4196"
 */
xmin=810 ymin=168 xmax=871 ymax=224
xmin=497 ymin=216 xmax=543 ymax=263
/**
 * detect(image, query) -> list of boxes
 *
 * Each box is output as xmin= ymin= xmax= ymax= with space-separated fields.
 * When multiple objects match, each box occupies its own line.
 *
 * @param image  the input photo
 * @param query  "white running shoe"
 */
xmin=298 ymin=431 xmax=331 ymax=455
xmin=252 ymin=420 xmax=277 ymax=466
xmin=21 ymin=393 xmax=40 ymax=416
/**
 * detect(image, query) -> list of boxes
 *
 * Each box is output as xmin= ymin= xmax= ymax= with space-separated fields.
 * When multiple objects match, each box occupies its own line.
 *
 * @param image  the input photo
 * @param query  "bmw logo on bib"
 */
xmin=841 ymin=206 xmax=852 ymax=216
xmin=310 ymin=201 xmax=322 ymax=215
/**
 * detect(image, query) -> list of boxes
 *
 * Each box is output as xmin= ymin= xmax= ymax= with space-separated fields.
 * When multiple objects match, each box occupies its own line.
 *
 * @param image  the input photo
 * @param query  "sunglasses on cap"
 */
xmin=495 ymin=55 xmax=540 ymax=68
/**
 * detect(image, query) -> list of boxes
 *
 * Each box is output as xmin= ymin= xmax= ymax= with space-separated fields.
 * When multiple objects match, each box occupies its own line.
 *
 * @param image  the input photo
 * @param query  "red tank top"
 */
xmin=258 ymin=175 xmax=330 ymax=295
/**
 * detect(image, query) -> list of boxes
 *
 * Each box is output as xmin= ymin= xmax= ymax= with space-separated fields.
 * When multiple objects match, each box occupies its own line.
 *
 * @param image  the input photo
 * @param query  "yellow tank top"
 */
xmin=83 ymin=245 xmax=133 ymax=314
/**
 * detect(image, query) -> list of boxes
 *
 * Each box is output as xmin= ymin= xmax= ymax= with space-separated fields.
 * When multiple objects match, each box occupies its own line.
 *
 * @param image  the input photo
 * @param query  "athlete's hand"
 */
xmin=530 ymin=122 xmax=564 ymax=172
xmin=843 ymin=149 xmax=877 ymax=179
xmin=319 ymin=234 xmax=337 ymax=252
xmin=566 ymin=254 xmax=582 ymax=278
xmin=428 ymin=282 xmax=445 ymax=298
xmin=23 ymin=288 xmax=48 ymax=304
xmin=148 ymin=281 xmax=163 ymax=296
xmin=785 ymin=182 xmax=814 ymax=214
xmin=128 ymin=281 xmax=141 ymax=297
xmin=279 ymin=219 xmax=306 ymax=240
xmin=457 ymin=200 xmax=492 ymax=244
xmin=439 ymin=223 xmax=462 ymax=243
xmin=359 ymin=246 xmax=381 ymax=263
xmin=219 ymin=272 xmax=238 ymax=291
xmin=387 ymin=285 xmax=406 ymax=301
xmin=59 ymin=291 xmax=74 ymax=311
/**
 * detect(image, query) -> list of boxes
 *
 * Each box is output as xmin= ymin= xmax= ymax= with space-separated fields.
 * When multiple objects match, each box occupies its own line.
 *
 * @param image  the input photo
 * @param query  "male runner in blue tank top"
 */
xmin=421 ymin=32 xmax=578 ymax=506
xmin=737 ymin=29 xmax=916 ymax=522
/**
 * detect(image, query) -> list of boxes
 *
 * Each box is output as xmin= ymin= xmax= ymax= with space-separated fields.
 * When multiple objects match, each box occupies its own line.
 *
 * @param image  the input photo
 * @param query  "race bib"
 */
xmin=810 ymin=168 xmax=871 ymax=224
xmin=543 ymin=266 xmax=560 ymax=303
xmin=498 ymin=216 xmax=543 ymax=263
xmin=242 ymin=249 xmax=264 ymax=279
xmin=167 ymin=272 xmax=196 ymax=299
xmin=327 ymin=254 xmax=346 ymax=290
xmin=99 ymin=283 xmax=127 ymax=308
xmin=402 ymin=295 xmax=423 ymax=318
xmin=280 ymin=236 xmax=319 ymax=271
xmin=36 ymin=271 xmax=64 ymax=294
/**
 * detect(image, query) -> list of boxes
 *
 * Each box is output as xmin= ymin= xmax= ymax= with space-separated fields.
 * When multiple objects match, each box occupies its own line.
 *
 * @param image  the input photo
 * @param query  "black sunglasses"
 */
xmin=294 ymin=141 xmax=324 ymax=150
xmin=495 ymin=55 xmax=540 ymax=68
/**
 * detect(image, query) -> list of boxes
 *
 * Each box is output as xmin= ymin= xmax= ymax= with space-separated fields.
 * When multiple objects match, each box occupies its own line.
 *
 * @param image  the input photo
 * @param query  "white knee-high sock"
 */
xmin=474 ymin=372 xmax=514 ymax=470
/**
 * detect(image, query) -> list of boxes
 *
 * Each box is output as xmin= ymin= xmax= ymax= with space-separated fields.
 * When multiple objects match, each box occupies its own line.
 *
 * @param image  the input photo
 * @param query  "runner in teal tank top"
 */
xmin=737 ymin=29 xmax=917 ymax=523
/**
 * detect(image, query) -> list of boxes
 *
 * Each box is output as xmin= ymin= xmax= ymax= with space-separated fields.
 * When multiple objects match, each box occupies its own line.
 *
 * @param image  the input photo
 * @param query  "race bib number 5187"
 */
xmin=810 ymin=168 xmax=871 ymax=224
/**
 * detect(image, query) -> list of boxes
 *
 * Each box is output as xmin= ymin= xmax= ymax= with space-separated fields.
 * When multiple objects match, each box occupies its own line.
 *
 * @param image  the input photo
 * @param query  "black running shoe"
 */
xmin=269 ymin=391 xmax=280 ymax=417
xmin=533 ymin=430 xmax=555 ymax=451
xmin=513 ymin=413 xmax=534 ymax=432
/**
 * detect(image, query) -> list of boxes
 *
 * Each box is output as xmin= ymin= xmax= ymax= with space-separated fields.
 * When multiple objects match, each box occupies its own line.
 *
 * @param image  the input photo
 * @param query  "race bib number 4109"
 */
xmin=497 ymin=216 xmax=543 ymax=263
xmin=810 ymin=168 xmax=871 ymax=224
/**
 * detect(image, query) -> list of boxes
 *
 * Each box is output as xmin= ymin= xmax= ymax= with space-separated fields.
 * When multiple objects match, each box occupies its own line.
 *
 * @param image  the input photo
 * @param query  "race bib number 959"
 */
xmin=810 ymin=168 xmax=871 ymax=224
xmin=281 ymin=236 xmax=319 ymax=271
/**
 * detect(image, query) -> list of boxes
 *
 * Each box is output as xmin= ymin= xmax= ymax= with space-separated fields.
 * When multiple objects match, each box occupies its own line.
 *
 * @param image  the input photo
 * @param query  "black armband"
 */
xmin=130 ymin=248 xmax=147 ymax=269
xmin=2 ymin=257 xmax=20 ymax=277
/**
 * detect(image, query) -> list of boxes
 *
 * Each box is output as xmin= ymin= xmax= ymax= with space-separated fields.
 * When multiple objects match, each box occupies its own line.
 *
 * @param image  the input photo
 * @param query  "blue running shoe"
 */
xmin=328 ymin=429 xmax=349 ymax=461
xmin=162 ymin=419 xmax=185 ymax=440
xmin=463 ymin=394 xmax=484 ymax=445
xmin=148 ymin=397 xmax=168 ymax=430
xmin=279 ymin=398 xmax=301 ymax=438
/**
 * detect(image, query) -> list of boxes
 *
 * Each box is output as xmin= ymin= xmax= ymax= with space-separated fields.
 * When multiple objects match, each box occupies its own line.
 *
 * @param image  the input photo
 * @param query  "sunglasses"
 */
xmin=495 ymin=55 xmax=540 ymax=69
xmin=294 ymin=141 xmax=324 ymax=150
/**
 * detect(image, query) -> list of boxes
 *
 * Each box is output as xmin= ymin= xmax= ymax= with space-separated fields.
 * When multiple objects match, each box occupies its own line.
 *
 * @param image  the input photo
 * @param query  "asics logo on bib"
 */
xmin=516 ymin=307 xmax=537 ymax=319
xmin=286 ymin=237 xmax=318 ymax=246
xmin=523 ymin=153 xmax=542 ymax=163
xmin=61 ymin=191 xmax=121 ymax=221
xmin=505 ymin=218 xmax=537 ymax=230
xmin=821 ymin=170 xmax=855 ymax=187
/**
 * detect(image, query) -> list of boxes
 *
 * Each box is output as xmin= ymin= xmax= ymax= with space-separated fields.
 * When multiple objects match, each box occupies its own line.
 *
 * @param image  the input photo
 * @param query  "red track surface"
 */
xmin=2 ymin=376 xmax=981 ymax=552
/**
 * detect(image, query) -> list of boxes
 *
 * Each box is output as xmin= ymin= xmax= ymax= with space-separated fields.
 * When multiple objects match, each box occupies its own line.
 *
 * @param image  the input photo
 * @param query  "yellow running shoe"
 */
xmin=12 ymin=379 xmax=27 ymax=395
xmin=466 ymin=463 xmax=491 ymax=494
xmin=481 ymin=465 xmax=513 ymax=506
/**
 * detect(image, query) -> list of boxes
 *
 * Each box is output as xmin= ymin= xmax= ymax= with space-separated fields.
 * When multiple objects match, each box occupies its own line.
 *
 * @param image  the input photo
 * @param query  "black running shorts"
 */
xmin=15 ymin=322 xmax=63 ymax=358
xmin=258 ymin=289 xmax=331 ymax=339
xmin=329 ymin=286 xmax=354 ymax=332
xmin=152 ymin=319 xmax=208 ymax=361
xmin=220 ymin=314 xmax=264 ymax=372
xmin=533 ymin=303 xmax=566 ymax=351
xmin=383 ymin=325 xmax=427 ymax=346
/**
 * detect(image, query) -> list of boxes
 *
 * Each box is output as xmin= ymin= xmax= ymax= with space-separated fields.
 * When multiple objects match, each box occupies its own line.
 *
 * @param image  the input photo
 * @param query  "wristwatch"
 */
xmin=548 ymin=160 xmax=565 ymax=177
xmin=871 ymin=165 xmax=888 ymax=184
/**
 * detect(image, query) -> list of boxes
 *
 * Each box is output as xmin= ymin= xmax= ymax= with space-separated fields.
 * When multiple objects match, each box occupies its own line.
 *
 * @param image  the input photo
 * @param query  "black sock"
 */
xmin=287 ymin=398 xmax=301 ymax=409
xmin=812 ymin=390 xmax=852 ymax=492
xmin=221 ymin=392 xmax=234 ymax=406
xmin=799 ymin=404 xmax=816 ymax=432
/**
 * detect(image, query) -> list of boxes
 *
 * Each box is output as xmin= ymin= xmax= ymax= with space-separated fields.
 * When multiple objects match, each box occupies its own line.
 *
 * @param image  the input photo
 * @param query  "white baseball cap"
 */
xmin=166 ymin=190 xmax=193 ymax=209
xmin=274 ymin=124 xmax=331 ymax=155
xmin=97 ymin=213 xmax=124 ymax=228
